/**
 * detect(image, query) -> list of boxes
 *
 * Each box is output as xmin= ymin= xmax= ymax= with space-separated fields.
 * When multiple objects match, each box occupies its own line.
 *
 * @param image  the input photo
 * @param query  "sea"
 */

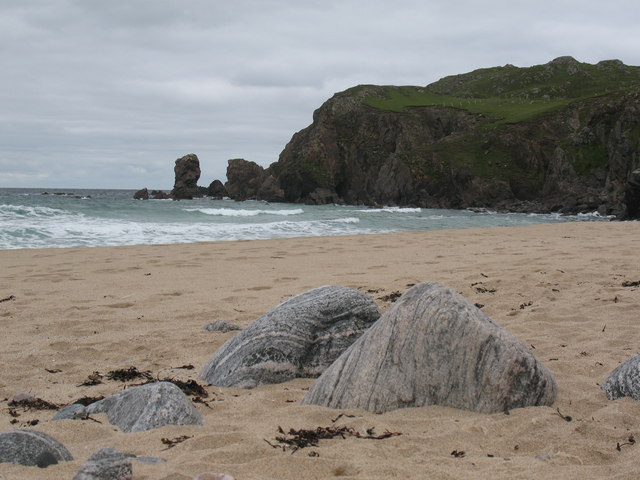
xmin=0 ymin=188 xmax=614 ymax=250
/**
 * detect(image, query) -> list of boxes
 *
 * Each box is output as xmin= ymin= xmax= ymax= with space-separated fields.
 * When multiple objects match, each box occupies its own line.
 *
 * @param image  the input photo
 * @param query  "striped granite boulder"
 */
xmin=200 ymin=286 xmax=380 ymax=389
xmin=303 ymin=282 xmax=557 ymax=414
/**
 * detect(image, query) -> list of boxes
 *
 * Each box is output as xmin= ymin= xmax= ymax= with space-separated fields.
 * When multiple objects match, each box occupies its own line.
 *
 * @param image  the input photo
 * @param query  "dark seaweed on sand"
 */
xmin=78 ymin=371 xmax=103 ymax=386
xmin=106 ymin=366 xmax=153 ymax=382
xmin=378 ymin=291 xmax=402 ymax=302
xmin=266 ymin=425 xmax=401 ymax=452
xmin=163 ymin=378 xmax=208 ymax=397
xmin=8 ymin=397 xmax=59 ymax=410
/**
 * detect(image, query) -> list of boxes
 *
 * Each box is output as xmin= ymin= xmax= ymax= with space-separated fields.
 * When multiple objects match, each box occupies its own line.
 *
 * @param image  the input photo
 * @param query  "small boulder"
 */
xmin=85 ymin=381 xmax=202 ymax=433
xmin=0 ymin=429 xmax=73 ymax=467
xmin=53 ymin=403 xmax=88 ymax=420
xmin=204 ymin=320 xmax=242 ymax=333
xmin=73 ymin=448 xmax=133 ymax=480
xmin=302 ymin=282 xmax=557 ymax=414
xmin=200 ymin=286 xmax=380 ymax=389
xmin=601 ymin=353 xmax=640 ymax=400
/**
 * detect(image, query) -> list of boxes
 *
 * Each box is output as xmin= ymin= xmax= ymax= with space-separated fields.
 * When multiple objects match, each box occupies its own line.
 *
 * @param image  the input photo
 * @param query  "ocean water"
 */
xmin=0 ymin=188 xmax=613 ymax=250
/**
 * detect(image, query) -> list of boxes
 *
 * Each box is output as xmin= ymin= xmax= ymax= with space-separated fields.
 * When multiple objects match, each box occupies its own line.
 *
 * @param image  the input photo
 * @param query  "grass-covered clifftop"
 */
xmin=360 ymin=56 xmax=640 ymax=125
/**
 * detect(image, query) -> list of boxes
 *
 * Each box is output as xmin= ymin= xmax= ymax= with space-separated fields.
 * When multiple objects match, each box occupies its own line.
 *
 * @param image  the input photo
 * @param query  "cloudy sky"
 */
xmin=2 ymin=0 xmax=638 ymax=189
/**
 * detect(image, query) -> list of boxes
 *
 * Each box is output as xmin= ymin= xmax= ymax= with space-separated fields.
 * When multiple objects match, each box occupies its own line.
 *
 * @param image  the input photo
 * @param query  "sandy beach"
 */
xmin=1 ymin=221 xmax=639 ymax=480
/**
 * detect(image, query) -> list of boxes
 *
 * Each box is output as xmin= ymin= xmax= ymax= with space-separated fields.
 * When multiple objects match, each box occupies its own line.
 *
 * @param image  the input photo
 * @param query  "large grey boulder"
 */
xmin=601 ymin=353 xmax=640 ymax=400
xmin=0 ymin=430 xmax=73 ymax=468
xmin=302 ymin=282 xmax=557 ymax=414
xmin=85 ymin=381 xmax=202 ymax=433
xmin=200 ymin=286 xmax=380 ymax=389
xmin=73 ymin=448 xmax=133 ymax=480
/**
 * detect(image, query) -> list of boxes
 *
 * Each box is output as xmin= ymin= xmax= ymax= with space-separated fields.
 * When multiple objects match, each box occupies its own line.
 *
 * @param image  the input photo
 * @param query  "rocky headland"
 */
xmin=138 ymin=57 xmax=640 ymax=218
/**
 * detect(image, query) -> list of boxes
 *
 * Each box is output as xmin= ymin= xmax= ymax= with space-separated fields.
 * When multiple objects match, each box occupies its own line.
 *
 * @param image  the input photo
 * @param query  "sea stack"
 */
xmin=171 ymin=153 xmax=202 ymax=199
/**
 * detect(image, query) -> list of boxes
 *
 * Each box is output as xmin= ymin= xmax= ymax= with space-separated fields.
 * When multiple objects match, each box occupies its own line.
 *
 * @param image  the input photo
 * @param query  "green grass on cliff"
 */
xmin=362 ymin=86 xmax=571 ymax=124
xmin=361 ymin=57 xmax=640 ymax=125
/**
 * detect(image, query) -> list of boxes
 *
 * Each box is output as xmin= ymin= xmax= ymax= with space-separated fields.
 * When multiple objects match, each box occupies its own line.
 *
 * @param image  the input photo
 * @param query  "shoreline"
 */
xmin=1 ymin=222 xmax=639 ymax=479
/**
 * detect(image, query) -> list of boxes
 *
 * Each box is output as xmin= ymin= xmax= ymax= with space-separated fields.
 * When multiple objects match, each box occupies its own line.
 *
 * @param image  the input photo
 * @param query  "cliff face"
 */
xmin=227 ymin=57 xmax=640 ymax=218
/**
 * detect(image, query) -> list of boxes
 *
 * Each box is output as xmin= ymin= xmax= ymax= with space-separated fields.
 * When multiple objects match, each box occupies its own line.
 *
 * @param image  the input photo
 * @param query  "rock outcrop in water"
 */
xmin=171 ymin=153 xmax=203 ymax=199
xmin=210 ymin=57 xmax=640 ymax=218
xmin=224 ymin=159 xmax=284 ymax=202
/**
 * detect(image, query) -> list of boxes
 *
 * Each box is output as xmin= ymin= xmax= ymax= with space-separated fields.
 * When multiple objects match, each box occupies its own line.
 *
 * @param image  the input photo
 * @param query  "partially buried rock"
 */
xmin=85 ymin=381 xmax=202 ymax=433
xmin=0 ymin=429 xmax=73 ymax=468
xmin=200 ymin=286 xmax=380 ymax=389
xmin=204 ymin=320 xmax=241 ymax=333
xmin=193 ymin=474 xmax=236 ymax=480
xmin=73 ymin=448 xmax=133 ymax=480
xmin=302 ymin=282 xmax=557 ymax=414
xmin=53 ymin=403 xmax=88 ymax=420
xmin=601 ymin=353 xmax=640 ymax=400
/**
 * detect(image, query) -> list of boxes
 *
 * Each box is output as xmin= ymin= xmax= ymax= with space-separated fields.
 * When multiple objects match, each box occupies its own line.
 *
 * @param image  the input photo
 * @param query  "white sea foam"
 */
xmin=0 ymin=204 xmax=73 ymax=219
xmin=355 ymin=206 xmax=422 ymax=213
xmin=183 ymin=207 xmax=304 ymax=217
xmin=0 ymin=189 xmax=617 ymax=250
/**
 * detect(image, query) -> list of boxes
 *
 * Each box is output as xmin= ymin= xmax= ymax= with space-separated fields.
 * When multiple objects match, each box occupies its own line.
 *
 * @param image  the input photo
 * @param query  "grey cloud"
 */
xmin=1 ymin=0 xmax=639 ymax=188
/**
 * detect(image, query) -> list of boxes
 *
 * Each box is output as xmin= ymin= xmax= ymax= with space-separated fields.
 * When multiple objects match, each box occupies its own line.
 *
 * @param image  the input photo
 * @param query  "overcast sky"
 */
xmin=2 ymin=0 xmax=638 ymax=189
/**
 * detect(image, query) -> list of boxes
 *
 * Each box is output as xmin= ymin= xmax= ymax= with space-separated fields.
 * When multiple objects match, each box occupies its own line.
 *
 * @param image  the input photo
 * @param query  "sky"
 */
xmin=1 ymin=0 xmax=639 ymax=190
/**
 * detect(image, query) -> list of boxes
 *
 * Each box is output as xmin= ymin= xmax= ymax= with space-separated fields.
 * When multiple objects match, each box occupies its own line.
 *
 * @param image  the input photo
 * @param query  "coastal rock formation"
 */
xmin=84 ymin=381 xmax=203 ymax=433
xmin=207 ymin=179 xmax=228 ymax=199
xmin=225 ymin=158 xmax=284 ymax=202
xmin=302 ymin=282 xmax=557 ymax=414
xmin=213 ymin=57 xmax=640 ymax=218
xmin=133 ymin=188 xmax=172 ymax=200
xmin=200 ymin=286 xmax=380 ymax=389
xmin=0 ymin=429 xmax=73 ymax=467
xmin=601 ymin=353 xmax=640 ymax=400
xmin=171 ymin=153 xmax=202 ymax=199
xmin=133 ymin=188 xmax=149 ymax=200
xmin=73 ymin=448 xmax=133 ymax=480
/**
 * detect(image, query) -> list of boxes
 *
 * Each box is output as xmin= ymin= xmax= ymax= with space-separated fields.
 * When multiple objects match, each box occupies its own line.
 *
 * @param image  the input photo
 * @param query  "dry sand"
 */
xmin=0 ymin=221 xmax=639 ymax=479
